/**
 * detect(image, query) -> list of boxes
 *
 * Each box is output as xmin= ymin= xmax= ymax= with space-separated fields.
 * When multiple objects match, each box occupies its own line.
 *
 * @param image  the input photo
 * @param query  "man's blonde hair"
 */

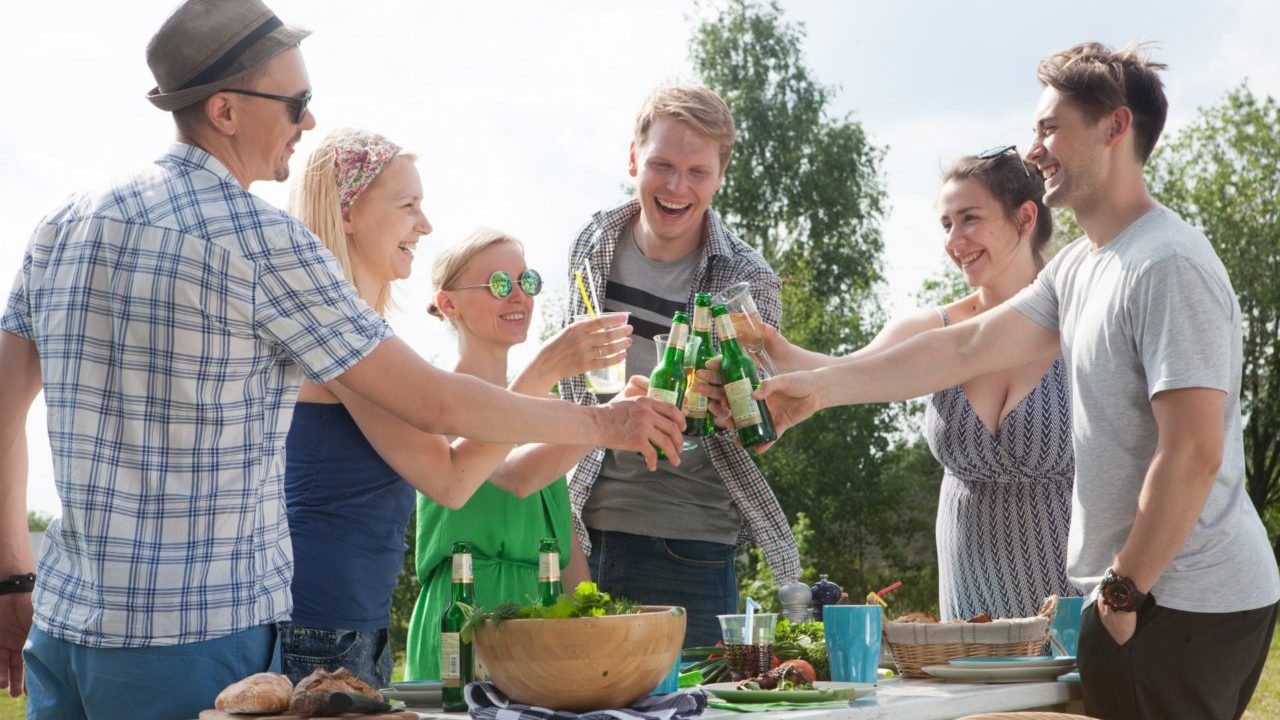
xmin=288 ymin=127 xmax=416 ymax=314
xmin=427 ymin=228 xmax=526 ymax=323
xmin=633 ymin=85 xmax=736 ymax=168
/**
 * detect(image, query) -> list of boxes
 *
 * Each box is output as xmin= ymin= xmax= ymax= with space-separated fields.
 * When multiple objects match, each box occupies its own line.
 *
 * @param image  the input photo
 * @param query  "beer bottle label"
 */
xmin=715 ymin=314 xmax=736 ymax=340
xmin=693 ymin=305 xmax=712 ymax=332
xmin=441 ymin=632 xmax=462 ymax=687
xmin=668 ymin=322 xmax=689 ymax=349
xmin=452 ymin=553 xmax=473 ymax=584
xmin=686 ymin=389 xmax=708 ymax=417
xmin=539 ymin=551 xmax=560 ymax=582
xmin=647 ymin=385 xmax=679 ymax=406
xmin=725 ymin=378 xmax=763 ymax=427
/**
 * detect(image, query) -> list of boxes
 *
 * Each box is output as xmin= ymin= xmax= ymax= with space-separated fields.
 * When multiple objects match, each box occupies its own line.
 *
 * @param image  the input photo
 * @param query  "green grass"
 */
xmin=0 ymin=631 xmax=1275 ymax=718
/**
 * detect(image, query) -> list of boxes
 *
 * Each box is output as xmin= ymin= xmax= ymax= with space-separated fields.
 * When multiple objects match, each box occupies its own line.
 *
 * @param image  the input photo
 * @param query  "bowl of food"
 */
xmin=468 ymin=584 xmax=685 ymax=711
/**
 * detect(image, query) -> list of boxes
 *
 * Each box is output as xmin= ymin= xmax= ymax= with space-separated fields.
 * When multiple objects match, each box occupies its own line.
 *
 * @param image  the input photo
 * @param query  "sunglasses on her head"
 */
xmin=222 ymin=88 xmax=312 ymax=124
xmin=978 ymin=144 xmax=1030 ymax=178
xmin=450 ymin=269 xmax=543 ymax=299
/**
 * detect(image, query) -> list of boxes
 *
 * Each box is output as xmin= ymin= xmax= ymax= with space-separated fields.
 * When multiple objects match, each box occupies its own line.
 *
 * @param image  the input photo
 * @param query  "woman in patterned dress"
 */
xmin=746 ymin=148 xmax=1077 ymax=619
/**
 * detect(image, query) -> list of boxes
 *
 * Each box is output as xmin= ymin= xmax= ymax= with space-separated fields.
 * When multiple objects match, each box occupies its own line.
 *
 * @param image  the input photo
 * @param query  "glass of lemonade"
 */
xmin=574 ymin=312 xmax=629 ymax=395
xmin=711 ymin=282 xmax=778 ymax=376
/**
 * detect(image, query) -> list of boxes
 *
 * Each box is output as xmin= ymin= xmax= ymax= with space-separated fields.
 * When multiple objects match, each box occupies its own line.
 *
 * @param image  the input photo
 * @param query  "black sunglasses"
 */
xmin=450 ymin=269 xmax=543 ymax=299
xmin=222 ymin=88 xmax=312 ymax=124
xmin=978 ymin=144 xmax=1030 ymax=178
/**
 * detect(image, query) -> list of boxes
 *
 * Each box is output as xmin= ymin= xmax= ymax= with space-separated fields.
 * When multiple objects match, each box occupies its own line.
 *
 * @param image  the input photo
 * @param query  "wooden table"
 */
xmin=409 ymin=677 xmax=1083 ymax=720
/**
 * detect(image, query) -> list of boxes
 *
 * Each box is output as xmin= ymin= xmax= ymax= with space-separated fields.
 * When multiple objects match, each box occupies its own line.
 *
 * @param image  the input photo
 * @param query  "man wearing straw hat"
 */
xmin=0 ymin=1 xmax=685 ymax=716
xmin=559 ymin=85 xmax=800 ymax=649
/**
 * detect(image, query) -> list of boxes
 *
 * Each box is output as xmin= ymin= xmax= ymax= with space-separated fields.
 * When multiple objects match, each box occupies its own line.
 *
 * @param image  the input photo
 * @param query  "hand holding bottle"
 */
xmin=594 ymin=396 xmax=685 ymax=470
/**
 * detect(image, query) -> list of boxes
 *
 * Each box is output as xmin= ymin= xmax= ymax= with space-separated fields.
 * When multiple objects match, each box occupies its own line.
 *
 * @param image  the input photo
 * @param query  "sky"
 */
xmin=3 ymin=0 xmax=1277 ymax=517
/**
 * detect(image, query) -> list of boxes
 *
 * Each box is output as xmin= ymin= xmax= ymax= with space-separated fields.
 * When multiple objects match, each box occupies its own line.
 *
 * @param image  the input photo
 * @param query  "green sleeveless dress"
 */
xmin=402 ymin=478 xmax=571 ymax=680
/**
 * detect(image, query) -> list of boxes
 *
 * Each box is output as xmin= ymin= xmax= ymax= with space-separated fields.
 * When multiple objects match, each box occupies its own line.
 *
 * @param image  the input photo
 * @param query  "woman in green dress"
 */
xmin=403 ymin=228 xmax=633 ymax=680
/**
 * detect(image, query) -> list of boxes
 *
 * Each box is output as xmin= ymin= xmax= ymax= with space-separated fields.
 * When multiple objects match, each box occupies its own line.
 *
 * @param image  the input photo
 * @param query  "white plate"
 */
xmin=921 ymin=664 xmax=1074 ymax=683
xmin=948 ymin=656 xmax=1076 ymax=670
xmin=389 ymin=680 xmax=443 ymax=692
xmin=379 ymin=686 xmax=443 ymax=707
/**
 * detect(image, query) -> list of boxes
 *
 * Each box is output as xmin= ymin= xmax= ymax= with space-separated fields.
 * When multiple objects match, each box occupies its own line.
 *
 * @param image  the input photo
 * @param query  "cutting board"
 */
xmin=199 ymin=711 xmax=419 ymax=719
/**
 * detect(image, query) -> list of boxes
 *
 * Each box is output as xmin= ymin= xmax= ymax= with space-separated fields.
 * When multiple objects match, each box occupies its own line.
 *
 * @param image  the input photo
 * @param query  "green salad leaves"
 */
xmin=459 ymin=582 xmax=641 ymax=642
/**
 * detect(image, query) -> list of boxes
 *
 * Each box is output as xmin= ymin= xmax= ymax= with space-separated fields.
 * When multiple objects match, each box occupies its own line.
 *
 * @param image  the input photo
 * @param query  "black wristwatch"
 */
xmin=1099 ymin=568 xmax=1147 ymax=612
xmin=0 ymin=573 xmax=35 ymax=595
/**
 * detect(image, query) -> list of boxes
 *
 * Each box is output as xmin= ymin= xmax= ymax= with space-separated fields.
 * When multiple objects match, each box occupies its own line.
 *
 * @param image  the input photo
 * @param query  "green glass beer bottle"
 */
xmin=648 ymin=311 xmax=690 ymax=458
xmin=440 ymin=540 xmax=475 ymax=712
xmin=684 ymin=293 xmax=716 ymax=437
xmin=712 ymin=303 xmax=777 ymax=448
xmin=537 ymin=537 xmax=562 ymax=606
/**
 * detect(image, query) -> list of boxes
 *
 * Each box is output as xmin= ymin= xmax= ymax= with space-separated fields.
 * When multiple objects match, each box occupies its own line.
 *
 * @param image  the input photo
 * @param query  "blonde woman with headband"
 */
xmin=279 ymin=129 xmax=626 ymax=687
xmin=402 ymin=229 xmax=639 ymax=682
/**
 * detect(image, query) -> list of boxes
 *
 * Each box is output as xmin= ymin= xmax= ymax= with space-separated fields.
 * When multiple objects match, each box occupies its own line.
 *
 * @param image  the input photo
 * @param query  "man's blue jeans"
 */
xmin=279 ymin=622 xmax=393 ymax=689
xmin=24 ymin=623 xmax=278 ymax=720
xmin=587 ymin=528 xmax=737 ymax=648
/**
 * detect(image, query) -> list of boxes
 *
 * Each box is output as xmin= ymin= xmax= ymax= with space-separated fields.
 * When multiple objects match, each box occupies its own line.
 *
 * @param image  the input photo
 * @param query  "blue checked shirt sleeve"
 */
xmin=0 ymin=255 xmax=33 ymax=340
xmin=254 ymin=228 xmax=391 ymax=384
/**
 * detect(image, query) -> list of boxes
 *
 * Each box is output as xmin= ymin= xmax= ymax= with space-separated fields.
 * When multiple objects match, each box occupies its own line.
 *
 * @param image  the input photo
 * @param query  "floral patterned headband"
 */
xmin=333 ymin=131 xmax=402 ymax=214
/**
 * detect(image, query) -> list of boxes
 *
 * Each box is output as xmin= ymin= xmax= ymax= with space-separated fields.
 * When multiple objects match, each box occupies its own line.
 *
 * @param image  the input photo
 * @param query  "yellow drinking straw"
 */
xmin=574 ymin=270 xmax=598 ymax=318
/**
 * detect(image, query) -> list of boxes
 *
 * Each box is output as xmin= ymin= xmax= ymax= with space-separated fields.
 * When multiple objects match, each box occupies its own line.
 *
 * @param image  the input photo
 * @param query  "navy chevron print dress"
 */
xmin=924 ymin=308 xmax=1077 ymax=620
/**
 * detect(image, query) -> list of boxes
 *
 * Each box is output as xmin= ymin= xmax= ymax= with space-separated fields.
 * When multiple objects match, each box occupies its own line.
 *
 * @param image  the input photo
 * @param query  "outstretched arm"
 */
xmin=0 ymin=331 xmax=41 ymax=696
xmin=757 ymin=304 xmax=1059 ymax=440
xmin=333 ymin=336 xmax=685 ymax=470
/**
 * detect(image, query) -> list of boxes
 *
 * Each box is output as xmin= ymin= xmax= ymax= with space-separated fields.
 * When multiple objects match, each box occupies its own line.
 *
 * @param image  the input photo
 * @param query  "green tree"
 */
xmin=692 ymin=0 xmax=937 ymax=608
xmin=1146 ymin=84 xmax=1280 ymax=554
xmin=27 ymin=511 xmax=52 ymax=532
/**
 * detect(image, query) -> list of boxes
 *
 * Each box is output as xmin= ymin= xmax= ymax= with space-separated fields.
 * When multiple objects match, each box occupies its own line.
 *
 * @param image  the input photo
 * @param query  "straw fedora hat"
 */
xmin=145 ymin=0 xmax=310 ymax=111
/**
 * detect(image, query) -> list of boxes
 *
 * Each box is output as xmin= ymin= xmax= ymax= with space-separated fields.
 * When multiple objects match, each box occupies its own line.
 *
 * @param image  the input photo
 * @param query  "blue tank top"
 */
xmin=285 ymin=402 xmax=416 ymax=629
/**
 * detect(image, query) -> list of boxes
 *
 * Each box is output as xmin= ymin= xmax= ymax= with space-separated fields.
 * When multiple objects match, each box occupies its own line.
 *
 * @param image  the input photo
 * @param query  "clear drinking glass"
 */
xmin=711 ymin=282 xmax=778 ymax=376
xmin=574 ymin=312 xmax=629 ymax=395
xmin=653 ymin=333 xmax=700 ymax=454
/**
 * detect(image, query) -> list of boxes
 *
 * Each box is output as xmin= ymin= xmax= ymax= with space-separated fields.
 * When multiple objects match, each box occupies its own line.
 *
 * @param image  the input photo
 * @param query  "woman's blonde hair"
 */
xmin=427 ymin=228 xmax=525 ymax=323
xmin=288 ymin=127 xmax=416 ymax=314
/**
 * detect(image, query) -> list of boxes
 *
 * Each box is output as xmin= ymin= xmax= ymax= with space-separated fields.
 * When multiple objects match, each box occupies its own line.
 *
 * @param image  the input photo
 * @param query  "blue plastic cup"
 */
xmin=823 ymin=604 xmax=882 ymax=685
xmin=1049 ymin=595 xmax=1086 ymax=657
xmin=650 ymin=655 xmax=681 ymax=695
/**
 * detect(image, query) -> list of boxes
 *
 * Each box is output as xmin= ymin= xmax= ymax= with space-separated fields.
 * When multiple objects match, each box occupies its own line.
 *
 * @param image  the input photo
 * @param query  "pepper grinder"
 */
xmin=809 ymin=574 xmax=842 ymax=621
xmin=778 ymin=581 xmax=812 ymax=623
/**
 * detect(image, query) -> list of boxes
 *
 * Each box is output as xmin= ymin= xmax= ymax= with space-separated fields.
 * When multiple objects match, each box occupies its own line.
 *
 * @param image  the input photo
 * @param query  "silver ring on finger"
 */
xmin=596 ymin=346 xmax=605 ymax=360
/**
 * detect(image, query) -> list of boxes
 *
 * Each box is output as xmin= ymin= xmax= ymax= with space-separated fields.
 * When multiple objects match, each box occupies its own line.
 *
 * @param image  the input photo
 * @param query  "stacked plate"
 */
xmin=379 ymin=680 xmax=443 ymax=707
xmin=922 ymin=656 xmax=1077 ymax=683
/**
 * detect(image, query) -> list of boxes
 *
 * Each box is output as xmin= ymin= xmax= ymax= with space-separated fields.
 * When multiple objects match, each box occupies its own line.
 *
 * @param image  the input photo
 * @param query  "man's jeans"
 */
xmin=587 ymin=528 xmax=738 ymax=648
xmin=24 ymin=623 xmax=278 ymax=720
xmin=279 ymin=621 xmax=393 ymax=689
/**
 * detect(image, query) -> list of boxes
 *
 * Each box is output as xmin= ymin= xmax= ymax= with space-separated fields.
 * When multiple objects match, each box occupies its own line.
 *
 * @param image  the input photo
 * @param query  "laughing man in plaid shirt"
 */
xmin=0 ymin=2 xmax=684 ymax=718
xmin=559 ymin=86 xmax=800 ymax=648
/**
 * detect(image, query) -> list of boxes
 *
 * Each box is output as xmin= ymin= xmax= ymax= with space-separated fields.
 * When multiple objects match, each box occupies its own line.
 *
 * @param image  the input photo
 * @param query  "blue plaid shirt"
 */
xmin=1 ymin=144 xmax=391 ymax=648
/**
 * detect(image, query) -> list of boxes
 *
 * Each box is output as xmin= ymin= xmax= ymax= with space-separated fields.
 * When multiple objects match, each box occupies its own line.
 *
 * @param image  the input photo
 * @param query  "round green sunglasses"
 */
xmin=450 ymin=269 xmax=543 ymax=299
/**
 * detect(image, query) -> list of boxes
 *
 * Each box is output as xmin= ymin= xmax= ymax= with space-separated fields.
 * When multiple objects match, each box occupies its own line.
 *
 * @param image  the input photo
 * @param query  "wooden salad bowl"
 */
xmin=472 ymin=605 xmax=686 ymax=711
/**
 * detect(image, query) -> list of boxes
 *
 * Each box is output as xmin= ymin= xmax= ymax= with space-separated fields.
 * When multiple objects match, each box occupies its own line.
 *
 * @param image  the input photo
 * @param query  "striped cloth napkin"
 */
xmin=464 ymin=682 xmax=708 ymax=720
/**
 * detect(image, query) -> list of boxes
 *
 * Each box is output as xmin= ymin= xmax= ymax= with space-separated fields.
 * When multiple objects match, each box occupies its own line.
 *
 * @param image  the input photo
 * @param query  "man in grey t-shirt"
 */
xmin=754 ymin=43 xmax=1278 ymax=720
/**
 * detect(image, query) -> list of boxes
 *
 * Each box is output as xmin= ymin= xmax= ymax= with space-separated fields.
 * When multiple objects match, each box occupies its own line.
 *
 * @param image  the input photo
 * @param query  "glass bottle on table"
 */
xmin=537 ymin=537 xmax=562 ymax=606
xmin=683 ymin=292 xmax=716 ymax=437
xmin=712 ymin=303 xmax=777 ymax=449
xmin=441 ymin=541 xmax=474 ymax=712
xmin=648 ymin=311 xmax=691 ymax=458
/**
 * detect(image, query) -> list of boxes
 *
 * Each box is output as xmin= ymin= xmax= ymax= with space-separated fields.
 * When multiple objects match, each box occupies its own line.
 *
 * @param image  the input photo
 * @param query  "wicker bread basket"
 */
xmin=883 ymin=597 xmax=1057 ymax=679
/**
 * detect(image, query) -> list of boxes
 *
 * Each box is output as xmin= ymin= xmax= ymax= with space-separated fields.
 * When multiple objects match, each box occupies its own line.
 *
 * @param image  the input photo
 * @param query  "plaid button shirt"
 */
xmin=558 ymin=200 xmax=800 ymax=583
xmin=1 ymin=144 xmax=391 ymax=648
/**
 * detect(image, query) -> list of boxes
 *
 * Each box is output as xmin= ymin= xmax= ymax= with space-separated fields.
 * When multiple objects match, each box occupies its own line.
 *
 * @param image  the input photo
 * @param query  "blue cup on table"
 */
xmin=1049 ymin=595 xmax=1086 ymax=657
xmin=823 ymin=604 xmax=882 ymax=685
xmin=649 ymin=654 xmax=681 ymax=695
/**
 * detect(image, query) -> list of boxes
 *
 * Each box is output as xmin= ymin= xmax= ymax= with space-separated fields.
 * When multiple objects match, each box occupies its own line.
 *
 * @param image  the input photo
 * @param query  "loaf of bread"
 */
xmin=214 ymin=672 xmax=293 ymax=713
xmin=293 ymin=667 xmax=383 ymax=702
